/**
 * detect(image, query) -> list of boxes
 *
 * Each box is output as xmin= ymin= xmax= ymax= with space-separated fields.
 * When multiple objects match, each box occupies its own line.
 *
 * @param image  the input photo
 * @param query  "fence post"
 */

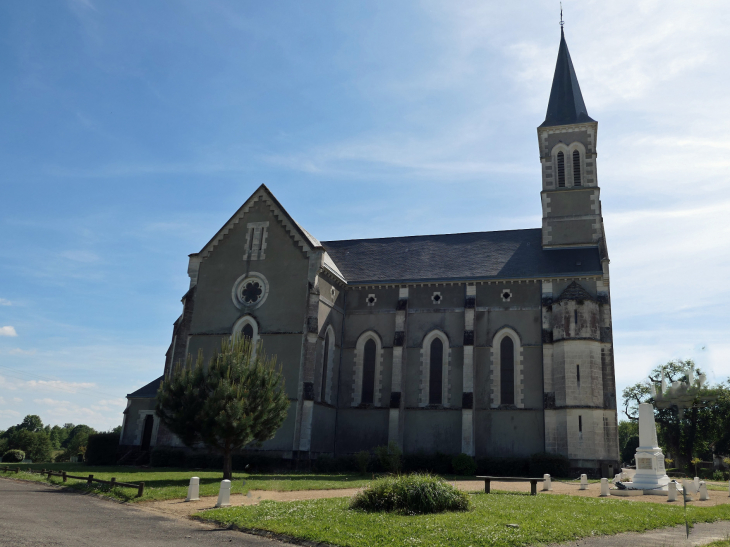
xmin=137 ymin=482 xmax=145 ymax=498
xmin=87 ymin=474 xmax=94 ymax=486
xmin=15 ymin=467 xmax=19 ymax=474
xmin=110 ymin=477 xmax=116 ymax=488
xmin=47 ymin=471 xmax=52 ymax=480
xmin=62 ymin=471 xmax=67 ymax=483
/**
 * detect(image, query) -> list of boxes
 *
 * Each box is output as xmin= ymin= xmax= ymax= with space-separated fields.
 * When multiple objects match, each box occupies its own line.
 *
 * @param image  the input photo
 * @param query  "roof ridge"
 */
xmin=322 ymin=227 xmax=541 ymax=246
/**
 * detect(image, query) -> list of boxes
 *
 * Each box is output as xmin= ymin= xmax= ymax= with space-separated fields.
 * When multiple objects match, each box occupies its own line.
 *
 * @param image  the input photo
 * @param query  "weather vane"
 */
xmin=560 ymin=3 xmax=564 ymax=27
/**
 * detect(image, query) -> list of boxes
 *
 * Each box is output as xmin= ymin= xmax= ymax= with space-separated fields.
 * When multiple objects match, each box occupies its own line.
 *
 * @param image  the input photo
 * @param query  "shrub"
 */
xmin=355 ymin=450 xmax=370 ymax=474
xmin=2 ymin=449 xmax=25 ymax=463
xmin=476 ymin=457 xmax=529 ymax=477
xmin=374 ymin=441 xmax=402 ymax=474
xmin=712 ymin=470 xmax=729 ymax=481
xmin=350 ymin=474 xmax=470 ymax=514
xmin=85 ymin=433 xmax=120 ymax=465
xmin=150 ymin=447 xmax=186 ymax=468
xmin=529 ymin=452 xmax=571 ymax=477
xmin=452 ymin=453 xmax=477 ymax=476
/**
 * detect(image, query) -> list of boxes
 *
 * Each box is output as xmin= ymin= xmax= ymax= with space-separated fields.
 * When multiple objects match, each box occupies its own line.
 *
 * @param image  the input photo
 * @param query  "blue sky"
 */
xmin=1 ymin=0 xmax=729 ymax=430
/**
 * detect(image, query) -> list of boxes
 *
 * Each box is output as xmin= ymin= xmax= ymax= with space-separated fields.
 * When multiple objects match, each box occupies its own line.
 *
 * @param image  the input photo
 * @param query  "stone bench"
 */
xmin=476 ymin=476 xmax=544 ymax=496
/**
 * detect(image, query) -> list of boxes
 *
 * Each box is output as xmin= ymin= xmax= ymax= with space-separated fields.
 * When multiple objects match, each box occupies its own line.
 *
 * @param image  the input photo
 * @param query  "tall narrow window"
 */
xmin=429 ymin=338 xmax=443 ymax=404
xmin=500 ymin=336 xmax=515 ymax=405
xmin=361 ymin=339 xmax=376 ymax=404
xmin=574 ymin=309 xmax=578 ymax=325
xmin=576 ymin=364 xmax=581 ymax=386
xmin=321 ymin=331 xmax=331 ymax=403
xmin=573 ymin=150 xmax=581 ymax=186
xmin=579 ymin=415 xmax=583 ymax=433
xmin=242 ymin=323 xmax=254 ymax=340
xmin=557 ymin=152 xmax=566 ymax=187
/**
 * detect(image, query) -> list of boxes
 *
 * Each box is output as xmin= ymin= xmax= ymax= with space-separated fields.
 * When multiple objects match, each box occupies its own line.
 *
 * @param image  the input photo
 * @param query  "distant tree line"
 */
xmin=0 ymin=414 xmax=121 ymax=463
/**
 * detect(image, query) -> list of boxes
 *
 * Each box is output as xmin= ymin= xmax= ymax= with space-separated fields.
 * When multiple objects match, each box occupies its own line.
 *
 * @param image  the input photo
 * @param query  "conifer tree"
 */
xmin=156 ymin=336 xmax=288 ymax=479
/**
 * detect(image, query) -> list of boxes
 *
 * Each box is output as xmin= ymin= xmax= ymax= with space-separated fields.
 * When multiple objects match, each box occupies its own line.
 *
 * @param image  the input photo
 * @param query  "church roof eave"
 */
xmin=539 ymin=28 xmax=595 ymax=128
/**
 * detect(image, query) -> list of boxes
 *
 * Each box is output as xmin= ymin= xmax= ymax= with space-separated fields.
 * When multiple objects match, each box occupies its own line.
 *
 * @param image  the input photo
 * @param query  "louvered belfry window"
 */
xmin=500 ymin=336 xmax=515 ymax=405
xmin=557 ymin=152 xmax=566 ymax=187
xmin=573 ymin=150 xmax=581 ymax=186
xmin=429 ymin=338 xmax=443 ymax=405
xmin=361 ymin=339 xmax=376 ymax=404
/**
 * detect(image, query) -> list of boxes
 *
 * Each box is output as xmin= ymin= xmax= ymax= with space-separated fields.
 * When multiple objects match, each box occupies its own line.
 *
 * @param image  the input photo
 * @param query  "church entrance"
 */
xmin=141 ymin=415 xmax=154 ymax=450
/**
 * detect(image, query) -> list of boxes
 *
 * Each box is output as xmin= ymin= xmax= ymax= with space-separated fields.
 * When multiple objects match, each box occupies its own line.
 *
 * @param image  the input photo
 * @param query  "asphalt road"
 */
xmin=0 ymin=478 xmax=289 ymax=547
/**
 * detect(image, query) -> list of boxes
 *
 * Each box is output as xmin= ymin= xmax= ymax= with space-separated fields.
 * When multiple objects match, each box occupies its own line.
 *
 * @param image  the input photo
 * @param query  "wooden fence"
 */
xmin=2 ymin=466 xmax=144 ymax=497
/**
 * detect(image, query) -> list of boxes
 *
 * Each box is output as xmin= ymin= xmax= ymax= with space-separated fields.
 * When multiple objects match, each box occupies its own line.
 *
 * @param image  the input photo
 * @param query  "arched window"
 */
xmin=429 ymin=338 xmax=443 ymax=404
xmin=500 ymin=336 xmax=515 ymax=405
xmin=557 ymin=152 xmax=566 ymax=187
xmin=320 ymin=330 xmax=331 ymax=403
xmin=573 ymin=150 xmax=581 ymax=186
xmin=242 ymin=323 xmax=254 ymax=340
xmin=361 ymin=339 xmax=376 ymax=404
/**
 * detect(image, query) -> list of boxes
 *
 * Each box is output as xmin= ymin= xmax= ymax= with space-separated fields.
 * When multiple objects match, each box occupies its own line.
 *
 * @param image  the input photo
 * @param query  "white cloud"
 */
xmin=0 ymin=375 xmax=96 ymax=394
xmin=0 ymin=298 xmax=11 ymax=306
xmin=0 ymin=410 xmax=21 ymax=419
xmin=0 ymin=326 xmax=18 ymax=337
xmin=8 ymin=348 xmax=37 ymax=356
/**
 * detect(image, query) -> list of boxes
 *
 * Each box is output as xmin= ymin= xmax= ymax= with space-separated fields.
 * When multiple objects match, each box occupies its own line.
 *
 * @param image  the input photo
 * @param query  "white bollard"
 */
xmin=579 ymin=474 xmax=588 ymax=490
xmin=542 ymin=474 xmax=552 ymax=491
xmin=215 ymin=479 xmax=231 ymax=508
xmin=694 ymin=476 xmax=700 ymax=491
xmin=667 ymin=481 xmax=677 ymax=502
xmin=185 ymin=477 xmax=200 ymax=502
xmin=600 ymin=478 xmax=609 ymax=497
xmin=699 ymin=481 xmax=709 ymax=501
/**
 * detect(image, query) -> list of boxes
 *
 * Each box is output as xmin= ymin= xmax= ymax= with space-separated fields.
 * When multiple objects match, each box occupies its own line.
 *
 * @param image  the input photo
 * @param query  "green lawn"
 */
xmin=196 ymin=491 xmax=730 ymax=547
xmin=0 ymin=463 xmax=371 ymax=503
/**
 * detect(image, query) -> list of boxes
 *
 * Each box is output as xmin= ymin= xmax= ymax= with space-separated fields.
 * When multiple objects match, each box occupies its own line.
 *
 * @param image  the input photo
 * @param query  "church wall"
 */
xmin=189 ymin=199 xmax=310 ymax=337
xmin=545 ymin=130 xmax=590 ymax=157
xmin=309 ymin=404 xmax=337 ymax=453
xmin=258 ymin=401 xmax=299 ymax=451
xmin=403 ymin=409 xmax=461 ymax=454
xmin=334 ymin=408 xmax=389 ymax=453
xmin=544 ymin=188 xmax=595 ymax=218
xmin=546 ymin=219 xmax=597 ymax=246
xmin=474 ymin=409 xmax=544 ymax=458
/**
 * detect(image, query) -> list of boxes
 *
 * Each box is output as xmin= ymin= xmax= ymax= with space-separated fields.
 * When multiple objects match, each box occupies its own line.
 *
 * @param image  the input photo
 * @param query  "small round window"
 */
xmin=232 ymin=272 xmax=269 ymax=310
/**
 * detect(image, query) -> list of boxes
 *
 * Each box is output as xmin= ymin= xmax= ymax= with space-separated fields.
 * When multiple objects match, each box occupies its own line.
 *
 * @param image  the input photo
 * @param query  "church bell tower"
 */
xmin=538 ymin=28 xmax=605 ymax=251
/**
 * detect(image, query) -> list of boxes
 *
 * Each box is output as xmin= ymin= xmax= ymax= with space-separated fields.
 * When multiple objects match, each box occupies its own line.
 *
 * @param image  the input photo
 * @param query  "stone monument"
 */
xmin=624 ymin=403 xmax=670 ymax=491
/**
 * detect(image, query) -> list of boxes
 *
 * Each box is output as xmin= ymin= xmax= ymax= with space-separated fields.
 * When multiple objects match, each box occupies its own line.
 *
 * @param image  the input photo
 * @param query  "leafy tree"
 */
xmin=621 ymin=435 xmax=639 ymax=465
xmin=618 ymin=420 xmax=638 ymax=454
xmin=622 ymin=360 xmax=728 ymax=470
xmin=19 ymin=415 xmax=43 ymax=432
xmin=8 ymin=430 xmax=52 ymax=462
xmin=157 ymin=336 xmax=289 ymax=480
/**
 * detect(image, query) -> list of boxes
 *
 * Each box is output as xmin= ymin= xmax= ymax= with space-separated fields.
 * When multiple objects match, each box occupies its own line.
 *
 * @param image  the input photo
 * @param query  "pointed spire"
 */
xmin=540 ymin=28 xmax=595 ymax=127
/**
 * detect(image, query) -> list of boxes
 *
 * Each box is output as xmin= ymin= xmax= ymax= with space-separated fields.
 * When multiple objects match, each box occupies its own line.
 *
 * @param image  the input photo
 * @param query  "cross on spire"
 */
xmin=560 ymin=2 xmax=564 ymax=28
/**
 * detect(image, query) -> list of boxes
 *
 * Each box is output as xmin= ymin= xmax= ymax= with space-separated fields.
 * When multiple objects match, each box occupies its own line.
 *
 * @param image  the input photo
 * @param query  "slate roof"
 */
xmin=127 ymin=376 xmax=163 ymax=399
xmin=556 ymin=280 xmax=595 ymax=301
xmin=322 ymin=228 xmax=602 ymax=285
xmin=540 ymin=29 xmax=595 ymax=128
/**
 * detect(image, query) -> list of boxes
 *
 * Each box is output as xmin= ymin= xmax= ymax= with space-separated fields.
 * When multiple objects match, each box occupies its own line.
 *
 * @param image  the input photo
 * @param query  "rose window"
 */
xmin=241 ymin=281 xmax=262 ymax=304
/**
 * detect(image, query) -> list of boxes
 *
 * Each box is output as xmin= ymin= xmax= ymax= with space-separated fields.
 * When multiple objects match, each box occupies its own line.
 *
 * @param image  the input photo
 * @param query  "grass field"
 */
xmin=0 ymin=463 xmax=371 ymax=503
xmin=197 ymin=491 xmax=730 ymax=547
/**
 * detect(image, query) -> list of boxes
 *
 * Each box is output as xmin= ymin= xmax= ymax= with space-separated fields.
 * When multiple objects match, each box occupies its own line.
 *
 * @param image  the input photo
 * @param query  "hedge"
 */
xmin=85 ymin=433 xmax=120 ymax=465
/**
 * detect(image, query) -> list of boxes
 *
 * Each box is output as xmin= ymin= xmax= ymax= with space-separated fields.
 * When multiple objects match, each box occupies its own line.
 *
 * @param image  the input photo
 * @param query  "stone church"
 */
xmin=120 ymin=29 xmax=620 ymax=472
